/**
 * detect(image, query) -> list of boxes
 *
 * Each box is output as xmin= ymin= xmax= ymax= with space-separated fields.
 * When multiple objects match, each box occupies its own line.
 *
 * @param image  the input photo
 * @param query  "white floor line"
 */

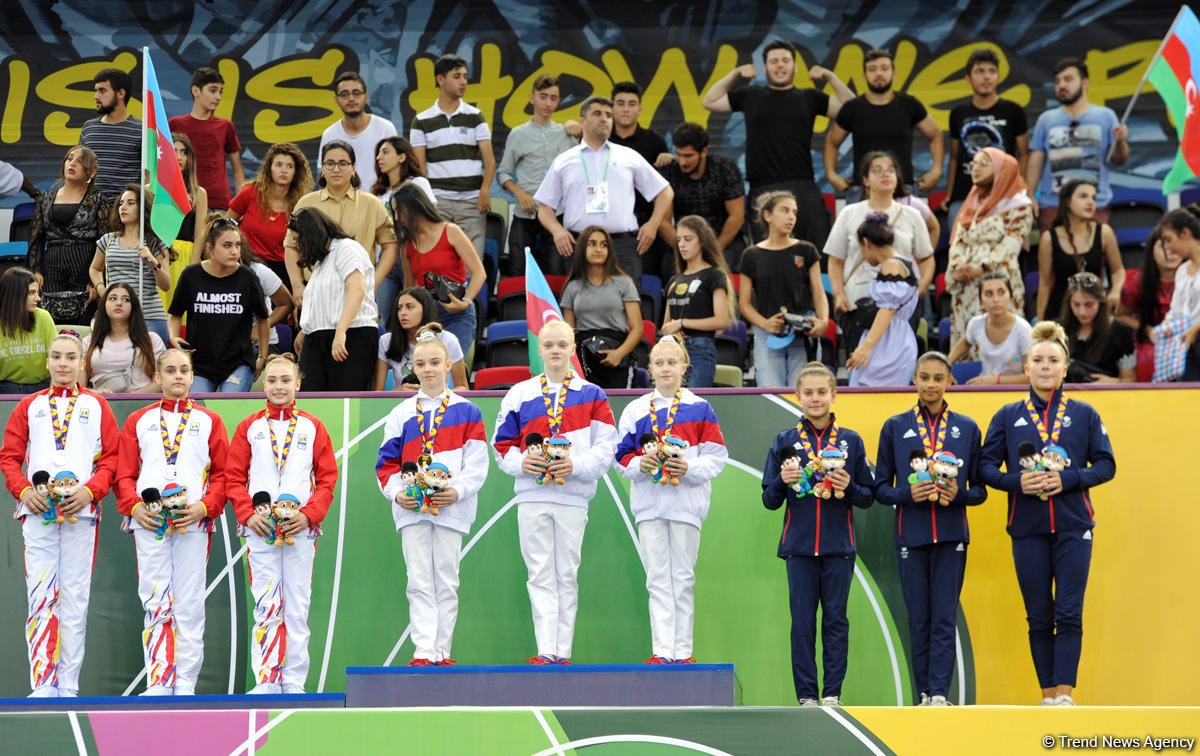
xmin=601 ymin=471 xmax=639 ymax=548
xmin=530 ymin=734 xmax=732 ymax=756
xmin=854 ymin=562 xmax=904 ymax=706
xmin=227 ymin=710 xmax=294 ymax=756
xmin=219 ymin=513 xmax=237 ymax=694
xmin=955 ymin=626 xmax=966 ymax=705
xmin=68 ymin=711 xmax=86 ymax=755
xmin=317 ymin=398 xmax=351 ymax=693
xmin=532 ymin=709 xmax=565 ymax=756
xmin=821 ymin=707 xmax=886 ymax=756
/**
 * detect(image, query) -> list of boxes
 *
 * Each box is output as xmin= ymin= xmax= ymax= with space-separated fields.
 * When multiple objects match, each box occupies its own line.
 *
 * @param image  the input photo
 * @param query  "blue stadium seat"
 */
xmin=715 ymin=319 xmax=747 ymax=367
xmin=952 ymin=360 xmax=983 ymax=384
xmin=938 ymin=316 xmax=950 ymax=353
xmin=641 ymin=274 xmax=662 ymax=323
xmin=485 ymin=319 xmax=528 ymax=367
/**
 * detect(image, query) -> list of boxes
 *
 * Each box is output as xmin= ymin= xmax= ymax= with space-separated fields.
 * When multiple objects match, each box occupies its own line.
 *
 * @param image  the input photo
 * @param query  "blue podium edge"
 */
xmin=0 ymin=692 xmax=344 ymax=711
xmin=346 ymin=663 xmax=734 ymax=675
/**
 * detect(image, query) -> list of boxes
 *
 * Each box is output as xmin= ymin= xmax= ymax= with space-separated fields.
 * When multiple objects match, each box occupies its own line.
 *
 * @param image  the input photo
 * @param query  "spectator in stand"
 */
xmin=560 ymin=225 xmax=644 ymax=388
xmin=80 ymin=69 xmax=141 ymax=202
xmin=1157 ymin=206 xmax=1200 ymax=380
xmin=659 ymin=122 xmax=747 ymax=271
xmin=373 ymin=136 xmax=436 ymax=315
xmin=411 ymin=54 xmax=495 ymax=263
xmin=89 ymin=185 xmax=173 ymax=345
xmin=497 ymin=74 xmax=578 ymax=276
xmin=738 ymin=192 xmax=829 ymax=388
xmin=168 ymin=67 xmax=244 ymax=211
xmin=845 ymin=213 xmax=920 ymax=387
xmin=172 ymin=134 xmax=209 ymax=264
xmin=1025 ymin=57 xmax=1129 ymax=230
xmin=1117 ymin=227 xmax=1177 ymax=379
xmin=169 ymin=219 xmax=270 ymax=392
xmin=947 ymin=271 xmax=1031 ymax=384
xmin=27 ymin=145 xmax=111 ymax=325
xmin=946 ymin=147 xmax=1034 ymax=352
xmin=702 ymin=38 xmax=854 ymax=247
xmin=825 ymin=49 xmax=944 ymax=200
xmin=941 ymin=48 xmax=1029 ymax=226
xmin=282 ymin=141 xmax=397 ymax=308
xmin=234 ymin=228 xmax=294 ymax=359
xmin=0 ymin=268 xmax=56 ymax=394
xmin=391 ymin=183 xmax=486 ymax=357
xmin=1059 ymin=273 xmax=1136 ymax=383
xmin=373 ymin=287 xmax=468 ymax=391
xmin=824 ymin=151 xmax=934 ymax=350
xmin=228 ymin=142 xmax=312 ymax=287
xmin=610 ymin=82 xmax=674 ymax=280
xmin=0 ymin=159 xmax=39 ymax=199
xmin=79 ymin=282 xmax=165 ymax=393
xmin=1036 ymin=179 xmax=1124 ymax=323
xmin=661 ymin=215 xmax=734 ymax=388
xmin=288 ymin=208 xmax=379 ymax=391
xmin=893 ymin=172 xmax=940 ymax=254
xmin=320 ymin=72 xmax=397 ymax=193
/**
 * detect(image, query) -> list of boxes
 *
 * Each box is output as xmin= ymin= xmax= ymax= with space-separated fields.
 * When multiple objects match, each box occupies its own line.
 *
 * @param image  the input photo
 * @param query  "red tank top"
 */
xmin=405 ymin=225 xmax=466 ymax=285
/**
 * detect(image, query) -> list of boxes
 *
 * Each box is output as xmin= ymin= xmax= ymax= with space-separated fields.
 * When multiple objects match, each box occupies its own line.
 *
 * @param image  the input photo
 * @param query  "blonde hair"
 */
xmin=795 ymin=361 xmax=836 ymax=392
xmin=156 ymin=348 xmax=193 ymax=372
xmin=650 ymin=334 xmax=690 ymax=366
xmin=50 ymin=332 xmax=83 ymax=352
xmin=412 ymin=323 xmax=450 ymax=360
xmin=539 ymin=319 xmax=575 ymax=344
xmin=1030 ymin=320 xmax=1070 ymax=359
xmin=263 ymin=353 xmax=302 ymax=380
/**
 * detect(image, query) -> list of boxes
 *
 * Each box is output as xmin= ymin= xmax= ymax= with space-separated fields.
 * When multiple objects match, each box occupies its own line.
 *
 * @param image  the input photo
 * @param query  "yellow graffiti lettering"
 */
xmin=1085 ymin=40 xmax=1162 ymax=110
xmin=637 ymin=45 xmax=740 ymax=129
xmin=36 ymin=52 xmax=137 ymax=146
xmin=243 ymin=49 xmax=344 ymax=144
xmin=410 ymin=43 xmax=513 ymax=130
xmin=502 ymin=50 xmax=612 ymax=128
xmin=215 ymin=58 xmax=239 ymax=121
xmin=2 ymin=58 xmax=31 ymax=144
xmin=906 ymin=42 xmax=1031 ymax=130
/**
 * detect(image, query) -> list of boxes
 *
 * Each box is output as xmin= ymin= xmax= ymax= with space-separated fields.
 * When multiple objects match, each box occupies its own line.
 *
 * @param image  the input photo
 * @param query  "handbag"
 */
xmin=424 ymin=272 xmax=467 ymax=303
xmin=90 ymin=344 xmax=140 ymax=393
xmin=1151 ymin=317 xmax=1189 ymax=382
xmin=39 ymin=290 xmax=89 ymax=325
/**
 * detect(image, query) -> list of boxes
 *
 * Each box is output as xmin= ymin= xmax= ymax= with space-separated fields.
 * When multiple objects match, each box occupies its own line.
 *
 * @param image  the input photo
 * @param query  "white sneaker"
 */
xmin=57 ymin=689 xmax=78 ymax=698
xmin=248 ymin=683 xmax=282 ymax=695
xmin=28 ymin=686 xmax=58 ymax=698
xmin=799 ymin=698 xmax=820 ymax=707
xmin=821 ymin=696 xmax=841 ymax=707
xmin=1039 ymin=697 xmax=1056 ymax=705
xmin=1052 ymin=694 xmax=1076 ymax=706
xmin=929 ymin=695 xmax=950 ymax=706
xmin=173 ymin=686 xmax=194 ymax=696
xmin=918 ymin=692 xmax=930 ymax=706
xmin=281 ymin=683 xmax=306 ymax=695
xmin=140 ymin=685 xmax=173 ymax=696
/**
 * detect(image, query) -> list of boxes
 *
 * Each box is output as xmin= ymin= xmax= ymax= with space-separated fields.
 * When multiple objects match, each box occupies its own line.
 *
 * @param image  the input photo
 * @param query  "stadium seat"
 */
xmin=273 ymin=324 xmax=293 ymax=355
xmin=715 ymin=319 xmax=747 ymax=367
xmin=485 ymin=319 xmax=528 ymax=367
xmin=483 ymin=238 xmax=500 ymax=290
xmin=640 ymin=275 xmax=662 ymax=324
xmin=1024 ymin=272 xmax=1039 ymax=320
xmin=496 ymin=276 xmax=525 ymax=322
xmin=713 ymin=364 xmax=743 ymax=388
xmin=952 ymin=360 xmax=983 ymax=384
xmin=544 ymin=275 xmax=567 ymax=295
xmin=474 ymin=365 xmax=531 ymax=390
xmin=938 ymin=316 xmax=950 ymax=353
xmin=8 ymin=202 xmax=35 ymax=242
xmin=0 ymin=241 xmax=27 ymax=277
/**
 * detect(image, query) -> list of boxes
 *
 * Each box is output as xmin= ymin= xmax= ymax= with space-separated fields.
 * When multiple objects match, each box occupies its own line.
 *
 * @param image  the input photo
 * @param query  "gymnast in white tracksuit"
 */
xmin=376 ymin=325 xmax=489 ymax=666
xmin=116 ymin=348 xmax=229 ymax=696
xmin=491 ymin=319 xmax=617 ymax=664
xmin=615 ymin=335 xmax=727 ymax=663
xmin=227 ymin=355 xmax=338 ymax=693
xmin=0 ymin=333 xmax=120 ymax=697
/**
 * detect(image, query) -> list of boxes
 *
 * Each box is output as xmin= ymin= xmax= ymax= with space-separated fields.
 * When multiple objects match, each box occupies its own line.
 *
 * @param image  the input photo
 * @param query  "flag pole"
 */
xmin=139 ymin=46 xmax=148 ymax=307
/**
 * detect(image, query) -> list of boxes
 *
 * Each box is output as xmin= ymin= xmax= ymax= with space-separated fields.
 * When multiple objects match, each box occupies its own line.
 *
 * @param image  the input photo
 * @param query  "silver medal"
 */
xmin=53 ymin=449 xmax=69 ymax=467
xmin=164 ymin=464 xmax=179 ymax=481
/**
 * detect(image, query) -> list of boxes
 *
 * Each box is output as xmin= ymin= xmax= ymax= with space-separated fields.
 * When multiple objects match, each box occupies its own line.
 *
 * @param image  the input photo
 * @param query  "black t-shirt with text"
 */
xmin=729 ymin=86 xmax=830 ymax=185
xmin=947 ymin=99 xmax=1029 ymax=203
xmin=665 ymin=267 xmax=728 ymax=338
xmin=169 ymin=263 xmax=269 ymax=381
xmin=737 ymin=241 xmax=820 ymax=320
xmin=835 ymin=93 xmax=927 ymax=184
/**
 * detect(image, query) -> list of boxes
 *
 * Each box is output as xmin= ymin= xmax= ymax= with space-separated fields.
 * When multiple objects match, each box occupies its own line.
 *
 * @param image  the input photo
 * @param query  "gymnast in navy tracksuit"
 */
xmin=979 ymin=321 xmax=1115 ymax=706
xmin=874 ymin=352 xmax=987 ymax=706
xmin=762 ymin=362 xmax=875 ymax=706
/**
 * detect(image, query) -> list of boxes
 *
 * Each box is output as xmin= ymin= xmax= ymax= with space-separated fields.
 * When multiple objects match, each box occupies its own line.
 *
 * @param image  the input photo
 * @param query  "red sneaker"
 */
xmin=525 ymin=655 xmax=555 ymax=665
xmin=675 ymin=657 xmax=696 ymax=664
xmin=644 ymin=655 xmax=670 ymax=664
xmin=554 ymin=658 xmax=571 ymax=665
xmin=435 ymin=658 xmax=457 ymax=666
xmin=406 ymin=658 xmax=433 ymax=667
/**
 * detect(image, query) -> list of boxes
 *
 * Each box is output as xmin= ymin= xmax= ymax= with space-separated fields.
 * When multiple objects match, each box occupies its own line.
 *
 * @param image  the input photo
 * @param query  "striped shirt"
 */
xmin=80 ymin=116 xmax=143 ymax=201
xmin=96 ymin=232 xmax=168 ymax=320
xmin=410 ymin=100 xmax=491 ymax=201
xmin=298 ymin=238 xmax=379 ymax=333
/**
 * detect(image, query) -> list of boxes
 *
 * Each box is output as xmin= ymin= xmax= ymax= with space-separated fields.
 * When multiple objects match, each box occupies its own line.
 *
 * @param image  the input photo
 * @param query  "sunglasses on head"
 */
xmin=211 ymin=217 xmax=239 ymax=230
xmin=1067 ymin=272 xmax=1100 ymax=288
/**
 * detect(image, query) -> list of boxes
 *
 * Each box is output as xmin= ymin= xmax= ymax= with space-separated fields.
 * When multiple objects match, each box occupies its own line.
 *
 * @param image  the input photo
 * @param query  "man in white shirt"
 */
xmin=534 ymin=97 xmax=673 ymax=283
xmin=319 ymin=72 xmax=398 ymax=193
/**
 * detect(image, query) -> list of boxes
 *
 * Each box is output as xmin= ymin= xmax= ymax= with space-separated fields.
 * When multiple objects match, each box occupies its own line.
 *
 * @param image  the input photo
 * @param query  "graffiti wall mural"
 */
xmin=0 ymin=0 xmax=1190 ymax=198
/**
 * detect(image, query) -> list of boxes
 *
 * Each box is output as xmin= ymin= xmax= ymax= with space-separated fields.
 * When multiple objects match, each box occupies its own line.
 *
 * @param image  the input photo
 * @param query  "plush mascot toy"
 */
xmin=417 ymin=462 xmax=452 ymax=516
xmin=1038 ymin=444 xmax=1072 ymax=501
xmin=273 ymin=493 xmax=302 ymax=546
xmin=141 ymin=487 xmax=170 ymax=540
xmin=32 ymin=471 xmax=58 ymax=526
xmin=656 ymin=435 xmax=690 ymax=486
xmin=161 ymin=482 xmax=190 ymax=535
xmin=779 ymin=448 xmax=817 ymax=497
xmin=930 ymin=450 xmax=963 ymax=505
xmin=48 ymin=471 xmax=81 ymax=524
xmin=252 ymin=490 xmax=278 ymax=546
xmin=542 ymin=437 xmax=572 ymax=486
xmin=817 ymin=446 xmax=847 ymax=499
xmin=907 ymin=450 xmax=938 ymax=501
xmin=524 ymin=433 xmax=552 ymax=486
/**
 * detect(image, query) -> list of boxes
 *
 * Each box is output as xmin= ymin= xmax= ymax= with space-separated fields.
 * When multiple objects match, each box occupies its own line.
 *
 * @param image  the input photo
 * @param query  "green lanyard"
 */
xmin=579 ymin=146 xmax=612 ymax=186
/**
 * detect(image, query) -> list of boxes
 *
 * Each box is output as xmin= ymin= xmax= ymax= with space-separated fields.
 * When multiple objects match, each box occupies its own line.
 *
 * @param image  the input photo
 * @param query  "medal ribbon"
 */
xmin=1025 ymin=392 xmax=1068 ymax=448
xmin=648 ymin=390 xmax=681 ymax=441
xmin=416 ymin=394 xmax=452 ymax=456
xmin=540 ymin=372 xmax=572 ymax=436
xmin=912 ymin=404 xmax=947 ymax=457
xmin=49 ymin=389 xmax=78 ymax=452
xmin=795 ymin=420 xmax=838 ymax=466
xmin=268 ymin=411 xmax=298 ymax=477
xmin=159 ymin=400 xmax=192 ymax=467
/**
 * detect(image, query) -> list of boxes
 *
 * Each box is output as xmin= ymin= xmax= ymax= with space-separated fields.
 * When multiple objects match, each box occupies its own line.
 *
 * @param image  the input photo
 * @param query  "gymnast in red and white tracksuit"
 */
xmin=115 ymin=348 xmax=229 ymax=696
xmin=615 ymin=336 xmax=727 ymax=664
xmin=0 ymin=333 xmax=119 ymax=698
xmin=375 ymin=326 xmax=488 ymax=666
xmin=491 ymin=319 xmax=617 ymax=664
xmin=227 ymin=355 xmax=337 ymax=693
